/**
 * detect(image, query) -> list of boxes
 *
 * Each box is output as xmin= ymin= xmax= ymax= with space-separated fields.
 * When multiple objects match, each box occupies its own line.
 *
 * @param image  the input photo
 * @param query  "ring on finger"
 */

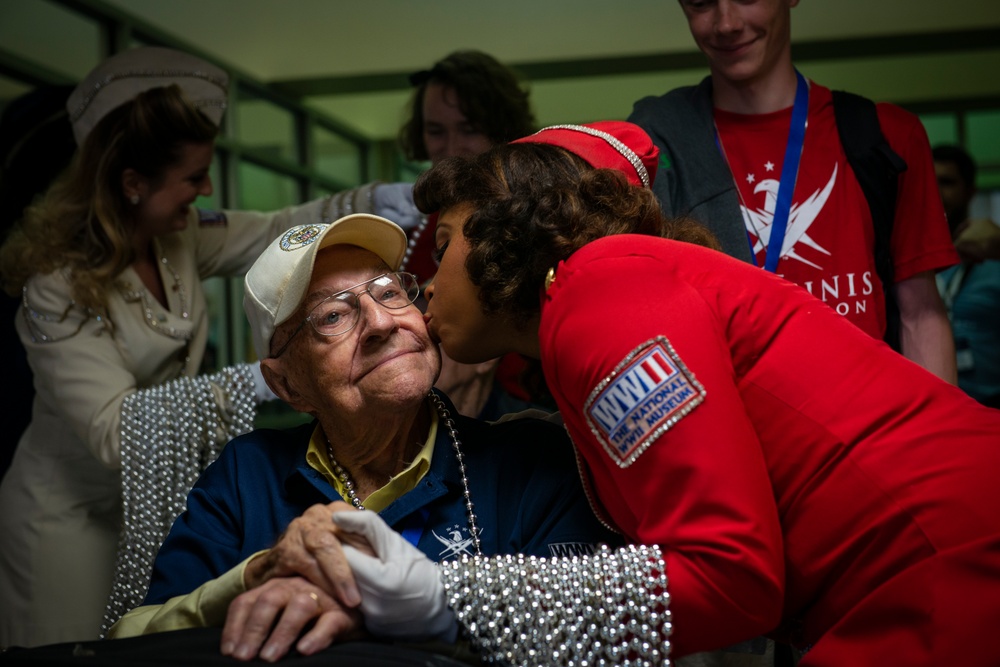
xmin=308 ymin=591 xmax=320 ymax=608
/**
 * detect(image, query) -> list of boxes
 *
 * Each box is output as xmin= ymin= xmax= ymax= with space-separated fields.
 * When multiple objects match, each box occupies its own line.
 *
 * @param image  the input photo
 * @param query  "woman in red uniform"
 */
xmin=392 ymin=122 xmax=1000 ymax=666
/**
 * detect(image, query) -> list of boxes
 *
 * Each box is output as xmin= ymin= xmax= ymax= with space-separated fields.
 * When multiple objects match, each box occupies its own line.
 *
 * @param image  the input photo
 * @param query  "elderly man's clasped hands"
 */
xmin=222 ymin=501 xmax=455 ymax=662
xmin=221 ymin=501 xmax=374 ymax=662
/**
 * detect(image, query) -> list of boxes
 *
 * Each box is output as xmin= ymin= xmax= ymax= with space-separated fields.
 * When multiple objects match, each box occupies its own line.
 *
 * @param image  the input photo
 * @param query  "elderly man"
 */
xmin=110 ymin=214 xmax=619 ymax=661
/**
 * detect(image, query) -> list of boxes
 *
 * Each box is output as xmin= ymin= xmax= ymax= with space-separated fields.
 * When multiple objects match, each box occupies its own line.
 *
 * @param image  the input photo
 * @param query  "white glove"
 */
xmin=248 ymin=361 xmax=280 ymax=404
xmin=332 ymin=510 xmax=458 ymax=643
xmin=373 ymin=182 xmax=422 ymax=231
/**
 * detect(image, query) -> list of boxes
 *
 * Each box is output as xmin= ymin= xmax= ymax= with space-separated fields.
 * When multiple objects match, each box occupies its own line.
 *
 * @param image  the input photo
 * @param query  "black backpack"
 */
xmin=832 ymin=91 xmax=909 ymax=351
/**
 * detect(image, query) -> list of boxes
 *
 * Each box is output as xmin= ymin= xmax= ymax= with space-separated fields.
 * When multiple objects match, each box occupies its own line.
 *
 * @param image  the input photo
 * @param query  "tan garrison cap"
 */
xmin=67 ymin=46 xmax=229 ymax=145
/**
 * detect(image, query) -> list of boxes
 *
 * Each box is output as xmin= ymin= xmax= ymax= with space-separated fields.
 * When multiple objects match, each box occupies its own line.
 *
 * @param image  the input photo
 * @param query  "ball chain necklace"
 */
xmin=400 ymin=215 xmax=431 ymax=272
xmin=326 ymin=391 xmax=482 ymax=556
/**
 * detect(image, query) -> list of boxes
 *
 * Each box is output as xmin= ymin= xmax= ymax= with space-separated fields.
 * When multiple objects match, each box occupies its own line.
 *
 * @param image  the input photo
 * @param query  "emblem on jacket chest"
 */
xmin=432 ymin=523 xmax=479 ymax=559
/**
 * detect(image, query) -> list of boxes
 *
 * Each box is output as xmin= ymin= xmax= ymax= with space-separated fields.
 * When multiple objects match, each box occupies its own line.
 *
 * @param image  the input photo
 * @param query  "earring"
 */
xmin=130 ymin=194 xmax=140 ymax=205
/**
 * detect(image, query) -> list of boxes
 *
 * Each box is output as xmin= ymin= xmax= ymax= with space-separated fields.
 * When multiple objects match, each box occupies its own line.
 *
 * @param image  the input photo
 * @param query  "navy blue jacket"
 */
xmin=145 ymin=393 xmax=622 ymax=604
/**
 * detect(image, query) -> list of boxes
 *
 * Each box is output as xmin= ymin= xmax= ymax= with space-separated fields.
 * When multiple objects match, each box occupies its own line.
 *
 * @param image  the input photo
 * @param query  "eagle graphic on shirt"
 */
xmin=739 ymin=163 xmax=838 ymax=270
xmin=432 ymin=524 xmax=478 ymax=559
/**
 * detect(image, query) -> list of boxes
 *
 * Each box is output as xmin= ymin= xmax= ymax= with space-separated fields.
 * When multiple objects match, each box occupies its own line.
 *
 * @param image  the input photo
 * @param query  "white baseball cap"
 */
xmin=244 ymin=214 xmax=408 ymax=359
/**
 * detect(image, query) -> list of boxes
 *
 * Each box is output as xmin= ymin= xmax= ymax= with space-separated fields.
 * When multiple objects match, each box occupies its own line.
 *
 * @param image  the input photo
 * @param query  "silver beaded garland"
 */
xmin=440 ymin=544 xmax=671 ymax=666
xmin=100 ymin=363 xmax=257 ymax=636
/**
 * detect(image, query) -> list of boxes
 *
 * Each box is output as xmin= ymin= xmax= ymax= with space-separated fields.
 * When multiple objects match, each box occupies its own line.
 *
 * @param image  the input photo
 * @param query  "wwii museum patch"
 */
xmin=584 ymin=336 xmax=705 ymax=468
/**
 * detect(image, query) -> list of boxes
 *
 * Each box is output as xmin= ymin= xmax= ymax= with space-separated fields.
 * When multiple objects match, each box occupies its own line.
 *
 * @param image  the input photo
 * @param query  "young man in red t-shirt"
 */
xmin=629 ymin=0 xmax=958 ymax=383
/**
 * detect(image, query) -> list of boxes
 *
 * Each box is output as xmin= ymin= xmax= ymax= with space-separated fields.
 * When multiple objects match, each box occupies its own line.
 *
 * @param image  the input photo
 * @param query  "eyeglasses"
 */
xmin=270 ymin=272 xmax=420 ymax=358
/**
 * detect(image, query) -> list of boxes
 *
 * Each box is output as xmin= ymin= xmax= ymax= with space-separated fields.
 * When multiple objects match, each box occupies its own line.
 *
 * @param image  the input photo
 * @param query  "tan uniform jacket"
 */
xmin=0 ymin=200 xmax=333 ymax=648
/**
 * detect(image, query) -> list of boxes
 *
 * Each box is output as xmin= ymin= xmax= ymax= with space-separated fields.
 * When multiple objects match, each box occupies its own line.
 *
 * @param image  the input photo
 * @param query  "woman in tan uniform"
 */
xmin=0 ymin=47 xmax=340 ymax=648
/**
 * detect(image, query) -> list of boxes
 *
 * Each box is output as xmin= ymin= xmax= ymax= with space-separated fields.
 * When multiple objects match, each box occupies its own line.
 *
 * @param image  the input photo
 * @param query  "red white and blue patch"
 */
xmin=584 ymin=336 xmax=705 ymax=468
xmin=197 ymin=208 xmax=227 ymax=227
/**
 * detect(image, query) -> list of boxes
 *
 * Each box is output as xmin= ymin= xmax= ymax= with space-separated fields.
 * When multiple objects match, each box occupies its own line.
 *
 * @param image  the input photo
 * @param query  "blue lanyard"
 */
xmin=714 ymin=70 xmax=810 ymax=272
xmin=762 ymin=70 xmax=809 ymax=272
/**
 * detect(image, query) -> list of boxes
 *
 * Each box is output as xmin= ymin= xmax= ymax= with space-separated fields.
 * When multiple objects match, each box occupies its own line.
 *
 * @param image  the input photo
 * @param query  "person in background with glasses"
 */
xmin=349 ymin=49 xmax=545 ymax=422
xmin=933 ymin=144 xmax=1000 ymax=408
xmin=109 ymin=214 xmax=620 ymax=663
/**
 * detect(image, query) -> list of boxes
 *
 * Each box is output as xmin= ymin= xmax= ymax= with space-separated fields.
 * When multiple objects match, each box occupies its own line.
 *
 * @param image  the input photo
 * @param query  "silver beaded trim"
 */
xmin=441 ymin=544 xmax=671 ymax=665
xmin=321 ymin=182 xmax=380 ymax=224
xmin=569 ymin=443 xmax=622 ymax=536
xmin=101 ymin=363 xmax=257 ymax=636
xmin=401 ymin=215 xmax=430 ymax=272
xmin=532 ymin=124 xmax=651 ymax=189
xmin=22 ymin=249 xmax=191 ymax=344
xmin=19 ymin=284 xmax=94 ymax=343
xmin=69 ymin=69 xmax=229 ymax=123
xmin=118 ymin=251 xmax=193 ymax=342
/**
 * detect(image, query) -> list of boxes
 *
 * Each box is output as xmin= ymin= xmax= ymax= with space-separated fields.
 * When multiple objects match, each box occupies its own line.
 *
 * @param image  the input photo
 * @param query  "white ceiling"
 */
xmin=73 ymin=0 xmax=1000 ymax=140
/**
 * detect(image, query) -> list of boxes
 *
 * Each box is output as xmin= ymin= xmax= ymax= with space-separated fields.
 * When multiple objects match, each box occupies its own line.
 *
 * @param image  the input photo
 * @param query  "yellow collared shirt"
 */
xmin=305 ymin=411 xmax=437 ymax=512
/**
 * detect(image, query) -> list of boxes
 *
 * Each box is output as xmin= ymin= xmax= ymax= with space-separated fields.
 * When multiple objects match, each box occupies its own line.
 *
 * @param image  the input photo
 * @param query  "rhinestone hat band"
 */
xmin=530 ymin=123 xmax=651 ymax=189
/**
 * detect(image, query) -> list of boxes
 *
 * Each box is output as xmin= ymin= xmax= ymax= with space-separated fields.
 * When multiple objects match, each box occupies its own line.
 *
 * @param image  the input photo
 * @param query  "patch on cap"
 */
xmin=584 ymin=336 xmax=705 ymax=468
xmin=280 ymin=224 xmax=327 ymax=251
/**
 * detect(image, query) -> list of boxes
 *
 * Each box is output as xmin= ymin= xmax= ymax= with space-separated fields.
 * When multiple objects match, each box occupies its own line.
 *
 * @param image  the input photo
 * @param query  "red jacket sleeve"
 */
xmin=541 ymin=246 xmax=785 ymax=654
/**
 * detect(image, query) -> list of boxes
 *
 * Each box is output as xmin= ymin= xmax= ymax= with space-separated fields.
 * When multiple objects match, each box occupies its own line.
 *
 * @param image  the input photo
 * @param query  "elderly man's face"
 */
xmin=269 ymin=245 xmax=441 ymax=416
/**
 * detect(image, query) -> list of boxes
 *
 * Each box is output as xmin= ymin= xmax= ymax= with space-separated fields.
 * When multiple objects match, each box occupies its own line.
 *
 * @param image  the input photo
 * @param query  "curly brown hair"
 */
xmin=0 ymin=84 xmax=218 ymax=312
xmin=413 ymin=142 xmax=720 ymax=325
xmin=398 ymin=51 xmax=535 ymax=162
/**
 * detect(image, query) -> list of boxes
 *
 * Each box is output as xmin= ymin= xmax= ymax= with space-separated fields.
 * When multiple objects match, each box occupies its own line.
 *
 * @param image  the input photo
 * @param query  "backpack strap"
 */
xmin=832 ymin=90 xmax=908 ymax=351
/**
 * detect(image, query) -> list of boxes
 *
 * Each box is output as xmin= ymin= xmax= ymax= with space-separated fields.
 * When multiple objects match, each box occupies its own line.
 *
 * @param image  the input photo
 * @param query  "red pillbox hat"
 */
xmin=512 ymin=121 xmax=659 ymax=188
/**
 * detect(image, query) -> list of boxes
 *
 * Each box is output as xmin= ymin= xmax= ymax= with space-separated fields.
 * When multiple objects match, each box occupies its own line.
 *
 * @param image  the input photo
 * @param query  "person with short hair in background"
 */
xmin=933 ymin=144 xmax=1000 ymax=408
